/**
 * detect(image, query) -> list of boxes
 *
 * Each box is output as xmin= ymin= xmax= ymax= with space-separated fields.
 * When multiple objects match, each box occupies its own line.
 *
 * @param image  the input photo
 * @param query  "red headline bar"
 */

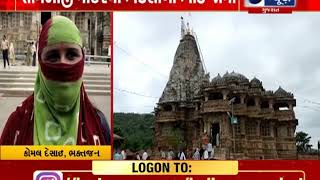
xmin=0 ymin=0 xmax=315 ymax=11
xmin=15 ymin=0 xmax=238 ymax=11
xmin=0 ymin=0 xmax=15 ymax=11
xmin=0 ymin=0 xmax=319 ymax=11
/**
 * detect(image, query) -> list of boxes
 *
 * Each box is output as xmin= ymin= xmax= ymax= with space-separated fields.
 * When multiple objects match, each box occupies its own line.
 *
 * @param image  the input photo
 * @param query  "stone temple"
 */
xmin=154 ymin=18 xmax=298 ymax=160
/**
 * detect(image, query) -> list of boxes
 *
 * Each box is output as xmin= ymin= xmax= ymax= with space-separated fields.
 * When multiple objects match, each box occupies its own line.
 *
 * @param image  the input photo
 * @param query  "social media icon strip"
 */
xmin=245 ymin=0 xmax=264 ymax=7
xmin=33 ymin=171 xmax=63 ymax=180
xmin=245 ymin=0 xmax=296 ymax=7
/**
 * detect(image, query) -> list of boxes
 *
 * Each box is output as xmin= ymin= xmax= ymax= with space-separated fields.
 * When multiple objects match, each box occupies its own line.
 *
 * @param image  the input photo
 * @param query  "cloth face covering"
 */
xmin=34 ymin=16 xmax=83 ymax=145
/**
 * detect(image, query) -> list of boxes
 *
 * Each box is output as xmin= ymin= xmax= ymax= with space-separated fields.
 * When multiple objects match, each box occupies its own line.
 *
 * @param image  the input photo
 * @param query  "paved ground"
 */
xmin=0 ymin=63 xmax=111 ymax=136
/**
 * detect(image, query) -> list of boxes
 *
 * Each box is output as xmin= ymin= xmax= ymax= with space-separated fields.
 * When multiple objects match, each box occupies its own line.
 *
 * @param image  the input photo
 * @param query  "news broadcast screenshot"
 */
xmin=0 ymin=0 xmax=320 ymax=179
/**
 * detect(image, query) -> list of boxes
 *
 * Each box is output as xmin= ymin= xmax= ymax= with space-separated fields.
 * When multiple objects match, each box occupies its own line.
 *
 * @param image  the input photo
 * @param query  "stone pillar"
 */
xmin=204 ymin=92 xmax=208 ymax=101
xmin=240 ymin=118 xmax=245 ymax=135
xmin=222 ymin=90 xmax=228 ymax=100
xmin=240 ymin=95 xmax=245 ymax=104
xmin=203 ymin=122 xmax=207 ymax=134
xmin=255 ymin=97 xmax=260 ymax=107
xmin=269 ymin=99 xmax=274 ymax=110
xmin=289 ymin=103 xmax=293 ymax=110
xmin=206 ymin=121 xmax=211 ymax=136
xmin=288 ymin=122 xmax=293 ymax=137
xmin=71 ymin=14 xmax=76 ymax=22
xmin=256 ymin=120 xmax=261 ymax=137
xmin=270 ymin=122 xmax=275 ymax=137
xmin=94 ymin=14 xmax=98 ymax=56
xmin=19 ymin=14 xmax=23 ymax=27
xmin=223 ymin=116 xmax=229 ymax=138
xmin=286 ymin=125 xmax=290 ymax=137
xmin=84 ymin=13 xmax=89 ymax=31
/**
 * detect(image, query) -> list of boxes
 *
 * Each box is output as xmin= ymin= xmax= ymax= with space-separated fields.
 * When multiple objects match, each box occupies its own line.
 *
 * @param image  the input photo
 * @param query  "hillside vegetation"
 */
xmin=114 ymin=112 xmax=155 ymax=151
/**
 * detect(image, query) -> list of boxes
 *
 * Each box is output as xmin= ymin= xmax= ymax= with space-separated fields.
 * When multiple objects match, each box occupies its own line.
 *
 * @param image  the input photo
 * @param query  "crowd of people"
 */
xmin=113 ymin=143 xmax=216 ymax=160
xmin=1 ymin=35 xmax=37 ymax=69
xmin=157 ymin=143 xmax=215 ymax=160
xmin=114 ymin=149 xmax=152 ymax=160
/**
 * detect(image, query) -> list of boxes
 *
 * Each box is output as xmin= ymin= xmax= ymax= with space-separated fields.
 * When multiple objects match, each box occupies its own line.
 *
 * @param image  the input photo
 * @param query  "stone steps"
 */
xmin=0 ymin=70 xmax=110 ymax=97
xmin=0 ymin=73 xmax=110 ymax=80
xmin=0 ymin=70 xmax=108 ymax=76
xmin=0 ymin=82 xmax=110 ymax=90
xmin=0 ymin=77 xmax=109 ymax=85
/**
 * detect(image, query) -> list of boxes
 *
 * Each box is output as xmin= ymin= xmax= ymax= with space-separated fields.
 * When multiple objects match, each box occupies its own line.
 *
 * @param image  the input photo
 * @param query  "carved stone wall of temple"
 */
xmin=154 ymin=19 xmax=298 ymax=160
xmin=0 ymin=12 xmax=110 ymax=57
xmin=159 ymin=34 xmax=205 ymax=103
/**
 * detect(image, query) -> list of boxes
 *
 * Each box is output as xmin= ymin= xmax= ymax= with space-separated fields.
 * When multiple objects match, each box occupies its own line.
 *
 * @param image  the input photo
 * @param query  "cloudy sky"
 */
xmin=114 ymin=12 xmax=320 ymax=147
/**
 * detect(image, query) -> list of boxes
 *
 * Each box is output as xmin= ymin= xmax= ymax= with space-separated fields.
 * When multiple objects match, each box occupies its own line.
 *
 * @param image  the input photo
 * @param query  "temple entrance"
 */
xmin=211 ymin=123 xmax=220 ymax=146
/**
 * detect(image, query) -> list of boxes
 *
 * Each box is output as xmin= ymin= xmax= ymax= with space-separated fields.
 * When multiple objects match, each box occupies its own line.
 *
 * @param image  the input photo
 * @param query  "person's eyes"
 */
xmin=45 ymin=54 xmax=60 ymax=63
xmin=66 ymin=50 xmax=80 ymax=61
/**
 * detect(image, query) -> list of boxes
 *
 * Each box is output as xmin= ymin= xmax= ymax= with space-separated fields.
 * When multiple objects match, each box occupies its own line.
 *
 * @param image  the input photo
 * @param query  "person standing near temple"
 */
xmin=31 ymin=42 xmax=37 ymax=66
xmin=193 ymin=148 xmax=200 ymax=160
xmin=121 ymin=149 xmax=127 ymax=160
xmin=160 ymin=148 xmax=166 ymax=160
xmin=207 ymin=142 xmax=213 ymax=159
xmin=211 ymin=146 xmax=215 ymax=160
xmin=178 ymin=149 xmax=186 ymax=160
xmin=199 ymin=145 xmax=204 ymax=160
xmin=203 ymin=149 xmax=209 ymax=160
xmin=167 ymin=149 xmax=174 ymax=160
xmin=142 ymin=149 xmax=148 ymax=160
xmin=216 ymin=133 xmax=220 ymax=146
xmin=113 ymin=149 xmax=123 ymax=160
xmin=26 ymin=42 xmax=32 ymax=66
xmin=1 ymin=35 xmax=10 ymax=69
xmin=135 ymin=152 xmax=141 ymax=160
xmin=9 ymin=42 xmax=16 ymax=66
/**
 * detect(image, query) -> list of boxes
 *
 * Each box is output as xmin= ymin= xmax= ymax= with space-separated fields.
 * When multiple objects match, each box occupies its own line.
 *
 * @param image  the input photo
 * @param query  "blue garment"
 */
xmin=114 ymin=153 xmax=123 ymax=160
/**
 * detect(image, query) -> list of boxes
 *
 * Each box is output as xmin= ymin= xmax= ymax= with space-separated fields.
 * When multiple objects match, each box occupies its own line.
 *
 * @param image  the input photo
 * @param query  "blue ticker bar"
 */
xmin=265 ymin=0 xmax=295 ymax=7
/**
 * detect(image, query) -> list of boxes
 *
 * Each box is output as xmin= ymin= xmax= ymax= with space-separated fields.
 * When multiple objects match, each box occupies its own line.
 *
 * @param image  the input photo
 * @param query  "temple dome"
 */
xmin=274 ymin=86 xmax=293 ymax=97
xmin=250 ymin=77 xmax=262 ymax=88
xmin=222 ymin=71 xmax=249 ymax=83
xmin=211 ymin=73 xmax=222 ymax=84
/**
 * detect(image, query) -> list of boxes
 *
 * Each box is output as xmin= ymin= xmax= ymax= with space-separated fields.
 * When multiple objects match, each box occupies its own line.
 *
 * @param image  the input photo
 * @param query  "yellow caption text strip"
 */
xmin=1 ymin=145 xmax=111 ymax=160
xmin=92 ymin=161 xmax=238 ymax=175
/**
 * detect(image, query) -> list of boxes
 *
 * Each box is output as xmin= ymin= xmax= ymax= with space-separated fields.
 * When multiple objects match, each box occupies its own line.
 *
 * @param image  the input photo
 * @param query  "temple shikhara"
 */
xmin=154 ymin=18 xmax=298 ymax=160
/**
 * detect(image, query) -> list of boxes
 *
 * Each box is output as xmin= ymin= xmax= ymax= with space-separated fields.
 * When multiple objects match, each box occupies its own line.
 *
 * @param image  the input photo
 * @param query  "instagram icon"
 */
xmin=33 ymin=171 xmax=63 ymax=180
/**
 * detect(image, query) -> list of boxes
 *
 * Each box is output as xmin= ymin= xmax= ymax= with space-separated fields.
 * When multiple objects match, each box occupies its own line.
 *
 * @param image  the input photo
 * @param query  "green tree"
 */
xmin=114 ymin=113 xmax=155 ymax=152
xmin=296 ymin=131 xmax=312 ymax=153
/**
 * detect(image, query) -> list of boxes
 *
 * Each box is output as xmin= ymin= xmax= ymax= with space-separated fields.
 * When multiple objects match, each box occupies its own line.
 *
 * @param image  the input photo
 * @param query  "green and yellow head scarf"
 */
xmin=34 ymin=16 xmax=84 ymax=145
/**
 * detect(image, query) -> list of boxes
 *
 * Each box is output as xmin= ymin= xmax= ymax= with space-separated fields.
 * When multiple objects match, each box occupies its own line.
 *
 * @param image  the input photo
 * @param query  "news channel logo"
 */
xmin=245 ymin=0 xmax=296 ymax=7
xmin=33 ymin=171 xmax=63 ymax=180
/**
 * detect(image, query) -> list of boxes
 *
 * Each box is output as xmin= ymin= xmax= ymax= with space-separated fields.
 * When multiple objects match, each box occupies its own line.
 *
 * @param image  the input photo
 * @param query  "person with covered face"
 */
xmin=0 ymin=16 xmax=110 ymax=145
